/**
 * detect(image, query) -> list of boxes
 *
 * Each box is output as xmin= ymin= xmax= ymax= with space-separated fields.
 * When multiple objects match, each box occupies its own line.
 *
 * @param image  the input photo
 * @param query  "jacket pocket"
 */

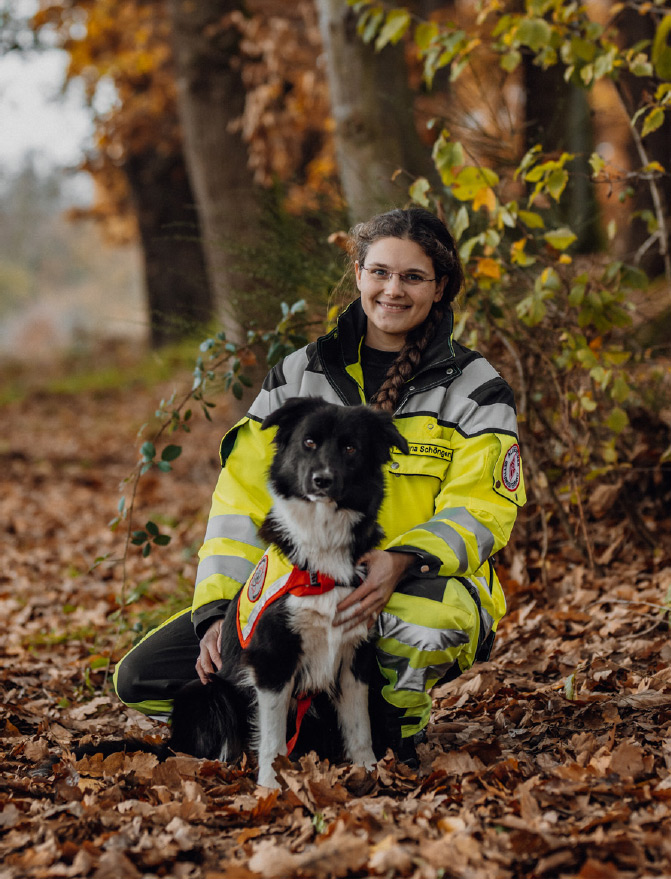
xmin=387 ymin=443 xmax=452 ymax=480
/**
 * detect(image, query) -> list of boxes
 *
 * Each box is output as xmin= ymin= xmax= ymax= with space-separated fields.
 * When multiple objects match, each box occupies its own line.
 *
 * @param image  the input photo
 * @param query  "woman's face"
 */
xmin=355 ymin=237 xmax=446 ymax=351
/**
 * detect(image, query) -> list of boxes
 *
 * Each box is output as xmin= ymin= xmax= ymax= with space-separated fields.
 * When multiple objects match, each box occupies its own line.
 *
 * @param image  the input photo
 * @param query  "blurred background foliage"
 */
xmin=1 ymin=0 xmax=670 ymax=579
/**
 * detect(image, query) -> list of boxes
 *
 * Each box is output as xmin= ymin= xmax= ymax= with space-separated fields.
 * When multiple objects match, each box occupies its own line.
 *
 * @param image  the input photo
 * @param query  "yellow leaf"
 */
xmin=473 ymin=186 xmax=496 ymax=212
xmin=475 ymin=258 xmax=501 ymax=280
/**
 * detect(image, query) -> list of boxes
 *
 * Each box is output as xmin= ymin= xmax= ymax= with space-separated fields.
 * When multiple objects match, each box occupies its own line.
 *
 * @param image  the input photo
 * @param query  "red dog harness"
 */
xmin=236 ymin=548 xmax=338 ymax=755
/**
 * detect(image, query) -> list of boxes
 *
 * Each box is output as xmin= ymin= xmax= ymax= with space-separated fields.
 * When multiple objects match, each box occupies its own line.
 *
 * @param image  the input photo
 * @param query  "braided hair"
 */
xmin=348 ymin=208 xmax=464 ymax=413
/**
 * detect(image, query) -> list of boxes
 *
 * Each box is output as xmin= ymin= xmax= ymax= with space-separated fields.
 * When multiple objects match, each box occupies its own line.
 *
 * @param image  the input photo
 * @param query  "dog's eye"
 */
xmin=303 ymin=437 xmax=317 ymax=450
xmin=344 ymin=444 xmax=357 ymax=456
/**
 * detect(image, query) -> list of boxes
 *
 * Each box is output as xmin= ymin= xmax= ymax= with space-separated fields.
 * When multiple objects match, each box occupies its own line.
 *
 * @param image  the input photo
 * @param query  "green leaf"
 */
xmin=589 ymin=152 xmax=606 ymax=176
xmin=517 ymin=17 xmax=552 ymax=52
xmin=232 ymin=382 xmax=244 ymax=400
xmin=432 ymin=136 xmax=466 ymax=185
xmin=145 ymin=521 xmax=159 ymax=537
xmin=500 ymin=50 xmax=521 ymax=73
xmin=359 ymin=6 xmax=385 ymax=44
xmin=518 ymin=210 xmax=545 ymax=229
xmin=544 ymin=228 xmax=577 ymax=250
xmin=606 ymin=407 xmax=629 ymax=434
xmin=375 ymin=8 xmax=411 ymax=50
xmin=568 ymin=282 xmax=586 ymax=306
xmin=452 ymin=205 xmax=470 ymax=241
xmin=414 ymin=20 xmax=439 ymax=50
xmin=140 ymin=441 xmax=156 ymax=462
xmin=409 ymin=176 xmax=431 ymax=207
xmin=89 ymin=656 xmax=110 ymax=670
xmin=547 ymin=168 xmax=569 ymax=201
xmin=564 ymin=672 xmax=576 ymax=700
xmin=452 ymin=166 xmax=499 ymax=201
xmin=642 ymin=107 xmax=665 ymax=138
xmin=142 ymin=543 xmax=152 ymax=558
xmin=153 ymin=534 xmax=172 ymax=547
xmin=652 ymin=15 xmax=671 ymax=79
xmin=156 ymin=461 xmax=172 ymax=473
xmin=161 ymin=444 xmax=182 ymax=462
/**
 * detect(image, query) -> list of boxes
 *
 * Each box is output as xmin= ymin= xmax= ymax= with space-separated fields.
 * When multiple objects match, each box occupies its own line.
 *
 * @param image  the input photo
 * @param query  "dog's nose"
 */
xmin=312 ymin=471 xmax=333 ymax=490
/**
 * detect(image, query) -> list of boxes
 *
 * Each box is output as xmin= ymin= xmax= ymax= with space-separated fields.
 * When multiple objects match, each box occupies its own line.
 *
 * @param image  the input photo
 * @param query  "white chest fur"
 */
xmin=268 ymin=492 xmax=364 ymax=584
xmin=285 ymin=587 xmax=368 ymax=694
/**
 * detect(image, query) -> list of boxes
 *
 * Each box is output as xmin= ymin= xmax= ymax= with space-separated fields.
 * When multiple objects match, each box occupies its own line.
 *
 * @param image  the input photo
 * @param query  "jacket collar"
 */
xmin=317 ymin=298 xmax=457 ymax=404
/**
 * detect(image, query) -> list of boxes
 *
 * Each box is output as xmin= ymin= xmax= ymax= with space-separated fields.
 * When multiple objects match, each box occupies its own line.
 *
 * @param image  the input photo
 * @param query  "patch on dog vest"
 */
xmin=237 ymin=547 xmax=337 ymax=648
xmin=247 ymin=555 xmax=268 ymax=603
xmin=501 ymin=443 xmax=521 ymax=491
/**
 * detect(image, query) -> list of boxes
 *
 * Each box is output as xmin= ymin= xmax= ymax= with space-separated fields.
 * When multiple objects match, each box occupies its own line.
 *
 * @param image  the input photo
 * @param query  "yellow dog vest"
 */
xmin=236 ymin=546 xmax=338 ymax=648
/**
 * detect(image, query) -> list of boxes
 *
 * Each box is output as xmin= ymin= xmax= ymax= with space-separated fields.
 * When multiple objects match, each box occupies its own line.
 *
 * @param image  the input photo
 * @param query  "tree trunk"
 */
xmin=523 ymin=58 xmax=601 ymax=253
xmin=124 ymin=150 xmax=213 ymax=349
xmin=315 ymin=0 xmax=437 ymax=222
xmin=167 ymin=0 xmax=260 ymax=338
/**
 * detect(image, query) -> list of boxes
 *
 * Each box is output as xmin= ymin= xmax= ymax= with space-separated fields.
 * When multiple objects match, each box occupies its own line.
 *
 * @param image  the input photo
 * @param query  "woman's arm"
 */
xmin=191 ymin=417 xmax=275 ymax=638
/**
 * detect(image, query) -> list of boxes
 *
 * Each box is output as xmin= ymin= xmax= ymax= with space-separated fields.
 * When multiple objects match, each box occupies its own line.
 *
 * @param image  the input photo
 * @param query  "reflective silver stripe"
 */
xmin=204 ymin=514 xmax=265 ymax=549
xmin=480 ymin=606 xmax=494 ymax=640
xmin=418 ymin=521 xmax=469 ymax=573
xmin=378 ymin=612 xmax=470 ymax=656
xmin=431 ymin=508 xmax=495 ymax=568
xmin=375 ymin=646 xmax=461 ymax=693
xmin=247 ymin=349 xmax=342 ymax=421
xmin=247 ymin=374 xmax=342 ymax=420
xmin=240 ymin=571 xmax=292 ymax=643
xmin=451 ymin=356 xmax=499 ymax=397
xmin=459 ymin=402 xmax=518 ymax=436
xmin=247 ymin=387 xmax=273 ymax=421
xmin=195 ymin=555 xmax=256 ymax=586
xmin=400 ymin=380 xmax=518 ymax=436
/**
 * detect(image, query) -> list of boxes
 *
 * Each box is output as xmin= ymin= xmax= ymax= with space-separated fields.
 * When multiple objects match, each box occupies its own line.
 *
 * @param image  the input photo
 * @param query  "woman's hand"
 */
xmin=196 ymin=618 xmax=224 ymax=684
xmin=334 ymin=550 xmax=414 ymax=631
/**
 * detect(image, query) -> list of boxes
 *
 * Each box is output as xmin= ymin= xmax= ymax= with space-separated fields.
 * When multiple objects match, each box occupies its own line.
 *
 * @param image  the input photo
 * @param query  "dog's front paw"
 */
xmin=351 ymin=749 xmax=377 ymax=771
xmin=256 ymin=769 xmax=280 ymax=789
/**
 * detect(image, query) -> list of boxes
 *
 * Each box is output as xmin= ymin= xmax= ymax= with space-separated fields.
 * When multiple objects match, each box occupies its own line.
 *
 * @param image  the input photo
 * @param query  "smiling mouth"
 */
xmin=376 ymin=300 xmax=410 ymax=312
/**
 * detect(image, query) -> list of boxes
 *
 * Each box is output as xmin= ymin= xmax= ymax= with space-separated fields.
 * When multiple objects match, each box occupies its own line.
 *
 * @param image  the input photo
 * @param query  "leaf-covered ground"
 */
xmin=2 ymin=350 xmax=671 ymax=879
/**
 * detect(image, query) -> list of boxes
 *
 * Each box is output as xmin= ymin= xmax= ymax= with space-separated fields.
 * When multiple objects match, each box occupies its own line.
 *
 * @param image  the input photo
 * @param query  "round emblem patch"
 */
xmin=247 ymin=555 xmax=268 ymax=603
xmin=501 ymin=444 xmax=521 ymax=492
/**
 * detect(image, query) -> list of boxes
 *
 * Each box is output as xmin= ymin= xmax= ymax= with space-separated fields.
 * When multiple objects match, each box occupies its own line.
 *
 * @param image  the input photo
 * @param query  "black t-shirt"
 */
xmin=360 ymin=345 xmax=398 ymax=401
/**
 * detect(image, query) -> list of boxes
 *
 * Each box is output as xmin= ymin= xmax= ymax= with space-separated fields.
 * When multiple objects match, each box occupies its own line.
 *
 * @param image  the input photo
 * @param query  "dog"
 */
xmin=71 ymin=397 xmax=408 ymax=787
xmin=167 ymin=396 xmax=409 ymax=787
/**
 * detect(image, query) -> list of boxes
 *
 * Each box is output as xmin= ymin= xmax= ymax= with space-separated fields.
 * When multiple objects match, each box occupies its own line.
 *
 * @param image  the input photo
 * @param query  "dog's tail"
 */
xmin=168 ymin=675 xmax=250 ymax=762
xmin=74 ymin=737 xmax=174 ymax=761
xmin=69 ymin=676 xmax=249 ymax=766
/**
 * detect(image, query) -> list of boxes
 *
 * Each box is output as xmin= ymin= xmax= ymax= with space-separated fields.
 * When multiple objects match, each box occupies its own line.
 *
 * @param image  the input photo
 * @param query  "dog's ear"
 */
xmin=365 ymin=409 xmax=410 ymax=457
xmin=261 ymin=397 xmax=325 ymax=441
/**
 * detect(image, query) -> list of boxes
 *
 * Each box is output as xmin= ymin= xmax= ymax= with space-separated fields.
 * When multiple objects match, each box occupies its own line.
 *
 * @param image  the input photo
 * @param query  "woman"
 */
xmin=114 ymin=208 xmax=525 ymax=765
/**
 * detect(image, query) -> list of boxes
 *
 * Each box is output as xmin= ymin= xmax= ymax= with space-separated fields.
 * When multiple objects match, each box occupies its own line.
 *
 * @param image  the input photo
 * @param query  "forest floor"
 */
xmin=1 ymin=343 xmax=671 ymax=879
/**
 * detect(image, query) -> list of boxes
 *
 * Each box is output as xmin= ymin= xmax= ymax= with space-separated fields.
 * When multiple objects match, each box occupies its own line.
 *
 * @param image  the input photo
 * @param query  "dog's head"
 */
xmin=261 ymin=397 xmax=409 ymax=509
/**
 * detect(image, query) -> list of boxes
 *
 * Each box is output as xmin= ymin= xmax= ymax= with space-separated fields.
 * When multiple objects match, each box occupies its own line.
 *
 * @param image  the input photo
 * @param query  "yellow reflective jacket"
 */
xmin=191 ymin=300 xmax=525 ymax=639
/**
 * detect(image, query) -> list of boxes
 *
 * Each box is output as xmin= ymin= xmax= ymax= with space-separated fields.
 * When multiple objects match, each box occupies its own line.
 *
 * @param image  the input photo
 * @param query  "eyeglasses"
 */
xmin=360 ymin=265 xmax=438 ymax=287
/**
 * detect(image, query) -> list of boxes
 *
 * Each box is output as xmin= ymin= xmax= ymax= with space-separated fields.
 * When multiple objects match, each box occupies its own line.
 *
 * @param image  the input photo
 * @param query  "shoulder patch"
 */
xmin=501 ymin=443 xmax=521 ymax=492
xmin=247 ymin=555 xmax=268 ymax=603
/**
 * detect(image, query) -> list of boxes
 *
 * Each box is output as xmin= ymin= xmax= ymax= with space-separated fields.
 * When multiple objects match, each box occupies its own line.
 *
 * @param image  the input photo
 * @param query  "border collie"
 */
xmin=165 ymin=397 xmax=409 ymax=787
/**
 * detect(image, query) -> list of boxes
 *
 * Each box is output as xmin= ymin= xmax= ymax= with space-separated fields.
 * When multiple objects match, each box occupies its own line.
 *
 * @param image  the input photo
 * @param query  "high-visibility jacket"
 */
xmin=191 ymin=300 xmax=525 ymax=730
xmin=193 ymin=298 xmax=525 ymax=631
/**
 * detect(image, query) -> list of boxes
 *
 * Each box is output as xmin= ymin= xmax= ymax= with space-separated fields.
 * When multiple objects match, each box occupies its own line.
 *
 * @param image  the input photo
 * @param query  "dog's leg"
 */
xmin=254 ymin=682 xmax=294 ymax=788
xmin=335 ymin=660 xmax=376 ymax=770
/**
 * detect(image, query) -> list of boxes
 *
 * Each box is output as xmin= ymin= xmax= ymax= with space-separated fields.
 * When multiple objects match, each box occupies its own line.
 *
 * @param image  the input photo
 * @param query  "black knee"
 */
xmin=113 ymin=655 xmax=146 ymax=705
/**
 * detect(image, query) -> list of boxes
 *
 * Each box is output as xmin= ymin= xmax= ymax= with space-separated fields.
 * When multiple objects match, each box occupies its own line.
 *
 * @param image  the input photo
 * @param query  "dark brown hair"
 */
xmin=348 ymin=208 xmax=464 ymax=413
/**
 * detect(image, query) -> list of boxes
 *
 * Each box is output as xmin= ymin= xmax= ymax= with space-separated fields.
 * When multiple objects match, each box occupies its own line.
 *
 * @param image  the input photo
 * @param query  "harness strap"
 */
xmin=286 ymin=693 xmax=313 ymax=756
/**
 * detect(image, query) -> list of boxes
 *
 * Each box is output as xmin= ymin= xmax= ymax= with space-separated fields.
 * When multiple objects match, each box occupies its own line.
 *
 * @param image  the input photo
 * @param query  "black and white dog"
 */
xmin=169 ymin=396 xmax=409 ymax=787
